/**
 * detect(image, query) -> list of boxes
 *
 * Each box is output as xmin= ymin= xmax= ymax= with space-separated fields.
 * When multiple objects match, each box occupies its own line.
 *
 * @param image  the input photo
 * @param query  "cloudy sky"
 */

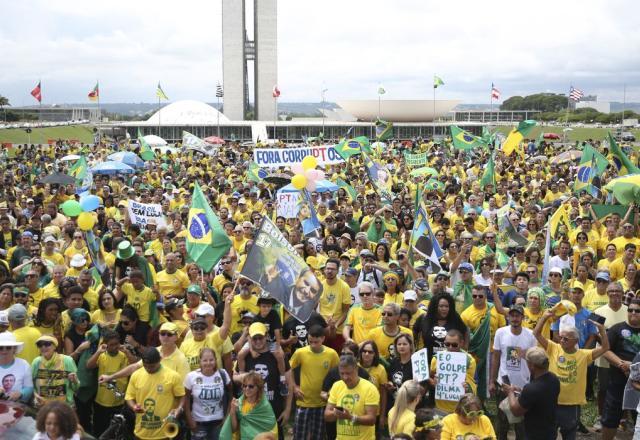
xmin=1 ymin=0 xmax=638 ymax=106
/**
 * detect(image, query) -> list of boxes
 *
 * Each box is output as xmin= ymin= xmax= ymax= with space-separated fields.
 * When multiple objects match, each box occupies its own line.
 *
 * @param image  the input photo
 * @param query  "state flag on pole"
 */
xmin=30 ymin=81 xmax=42 ymax=103
xmin=433 ymin=75 xmax=444 ymax=88
xmin=88 ymin=82 xmax=99 ymax=101
xmin=377 ymin=84 xmax=386 ymax=95
xmin=491 ymin=83 xmax=500 ymax=100
xmin=156 ymin=83 xmax=169 ymax=100
xmin=272 ymin=85 xmax=280 ymax=98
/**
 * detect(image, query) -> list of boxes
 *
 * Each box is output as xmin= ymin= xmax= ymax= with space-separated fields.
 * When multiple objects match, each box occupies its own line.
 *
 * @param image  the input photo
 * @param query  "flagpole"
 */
xmin=273 ymin=96 xmax=277 ymax=141
xmin=97 ymin=81 xmax=101 ymax=145
xmin=158 ymin=93 xmax=161 ymax=137
xmin=564 ymin=85 xmax=571 ymax=142
xmin=217 ymin=95 xmax=221 ymax=138
xmin=489 ymin=84 xmax=493 ymax=125
xmin=433 ymin=75 xmax=436 ymax=139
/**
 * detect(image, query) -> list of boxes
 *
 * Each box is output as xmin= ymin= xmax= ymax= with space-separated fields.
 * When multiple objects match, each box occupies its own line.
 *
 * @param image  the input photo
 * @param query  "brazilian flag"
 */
xmin=247 ymin=161 xmax=267 ymax=183
xmin=137 ymin=128 xmax=156 ymax=161
xmin=186 ymin=182 xmax=231 ymax=272
xmin=336 ymin=178 xmax=357 ymax=200
xmin=375 ymin=118 xmax=393 ymax=141
xmin=574 ymin=144 xmax=608 ymax=194
xmin=607 ymin=132 xmax=640 ymax=175
xmin=450 ymin=126 xmax=486 ymax=150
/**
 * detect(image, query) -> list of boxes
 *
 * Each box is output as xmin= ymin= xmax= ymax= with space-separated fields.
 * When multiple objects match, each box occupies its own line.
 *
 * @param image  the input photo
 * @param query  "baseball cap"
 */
xmin=345 ymin=268 xmax=359 ymax=277
xmin=509 ymin=304 xmax=525 ymax=315
xmin=195 ymin=303 xmax=215 ymax=316
xmin=238 ymin=311 xmax=256 ymax=322
xmin=549 ymin=267 xmax=563 ymax=275
xmin=249 ymin=322 xmax=267 ymax=337
xmin=36 ymin=335 xmax=59 ymax=348
xmin=159 ymin=322 xmax=179 ymax=334
xmin=459 ymin=262 xmax=474 ymax=272
xmin=43 ymin=235 xmax=57 ymax=243
xmin=571 ymin=281 xmax=585 ymax=291
xmin=595 ymin=272 xmax=610 ymax=282
xmin=190 ymin=317 xmax=207 ymax=327
xmin=187 ymin=284 xmax=203 ymax=295
xmin=403 ymin=290 xmax=418 ymax=301
xmin=7 ymin=304 xmax=27 ymax=321
xmin=360 ymin=250 xmax=374 ymax=259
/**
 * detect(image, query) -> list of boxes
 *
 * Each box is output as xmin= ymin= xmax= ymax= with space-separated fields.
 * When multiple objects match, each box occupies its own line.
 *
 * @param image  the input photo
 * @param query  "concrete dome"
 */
xmin=146 ymin=100 xmax=230 ymax=125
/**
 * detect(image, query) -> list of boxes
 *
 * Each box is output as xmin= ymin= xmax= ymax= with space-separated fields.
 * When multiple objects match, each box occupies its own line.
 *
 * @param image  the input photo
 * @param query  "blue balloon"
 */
xmin=80 ymin=195 xmax=100 ymax=212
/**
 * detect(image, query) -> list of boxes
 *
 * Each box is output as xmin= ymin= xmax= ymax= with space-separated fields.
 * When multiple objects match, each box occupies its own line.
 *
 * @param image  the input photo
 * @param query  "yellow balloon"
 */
xmin=301 ymin=155 xmax=318 ymax=171
xmin=77 ymin=212 xmax=95 ymax=231
xmin=292 ymin=174 xmax=307 ymax=190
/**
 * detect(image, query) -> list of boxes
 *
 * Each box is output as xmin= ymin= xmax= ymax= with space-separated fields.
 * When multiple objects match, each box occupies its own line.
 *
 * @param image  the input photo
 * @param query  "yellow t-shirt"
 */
xmin=230 ymin=295 xmax=259 ymax=334
xmin=125 ymin=365 xmax=185 ymax=440
xmin=95 ymin=351 xmax=129 ymax=407
xmin=318 ymin=278 xmax=351 ymax=331
xmin=328 ymin=378 xmax=380 ymax=440
xmin=583 ymin=289 xmax=609 ymax=312
xmin=42 ymin=252 xmax=65 ymax=267
xmin=290 ymin=345 xmax=339 ymax=408
xmin=41 ymin=281 xmax=61 ymax=301
xmin=441 ymin=413 xmax=496 ymax=440
xmin=178 ymin=330 xmax=230 ymax=372
xmin=120 ymin=282 xmax=156 ymax=323
xmin=345 ymin=305 xmax=382 ymax=344
xmin=388 ymin=408 xmax=415 ymax=436
xmin=523 ymin=308 xmax=552 ymax=340
xmin=460 ymin=304 xmax=506 ymax=350
xmin=91 ymin=309 xmax=122 ymax=330
xmin=366 ymin=326 xmax=412 ymax=360
xmin=383 ymin=292 xmax=405 ymax=305
xmin=156 ymin=269 xmax=190 ymax=300
xmin=28 ymin=288 xmax=48 ymax=309
xmin=13 ymin=326 xmax=42 ymax=364
xmin=83 ymin=287 xmax=100 ymax=312
xmin=546 ymin=340 xmax=594 ymax=405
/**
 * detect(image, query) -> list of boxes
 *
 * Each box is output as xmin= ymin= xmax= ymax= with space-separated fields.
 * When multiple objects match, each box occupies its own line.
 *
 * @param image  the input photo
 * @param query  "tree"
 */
xmin=0 ymin=95 xmax=10 ymax=122
xmin=501 ymin=93 xmax=567 ymax=112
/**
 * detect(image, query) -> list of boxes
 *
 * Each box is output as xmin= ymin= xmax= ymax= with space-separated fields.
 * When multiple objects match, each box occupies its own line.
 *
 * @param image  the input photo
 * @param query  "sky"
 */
xmin=1 ymin=0 xmax=639 ymax=106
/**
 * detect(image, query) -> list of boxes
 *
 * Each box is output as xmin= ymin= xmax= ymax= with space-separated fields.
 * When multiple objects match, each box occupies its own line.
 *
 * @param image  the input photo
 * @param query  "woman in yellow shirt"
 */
xmin=63 ymin=231 xmax=90 ymax=267
xmin=441 ymin=394 xmax=496 ymax=440
xmin=91 ymin=290 xmax=121 ymax=331
xmin=388 ymin=379 xmax=421 ymax=437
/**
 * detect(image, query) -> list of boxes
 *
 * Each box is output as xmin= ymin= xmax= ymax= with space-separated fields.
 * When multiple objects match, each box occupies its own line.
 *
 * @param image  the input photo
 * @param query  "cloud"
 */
xmin=1 ymin=0 xmax=638 ymax=106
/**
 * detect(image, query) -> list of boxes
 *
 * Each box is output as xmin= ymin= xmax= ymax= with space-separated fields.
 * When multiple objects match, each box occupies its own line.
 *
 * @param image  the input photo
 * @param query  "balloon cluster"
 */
xmin=291 ymin=155 xmax=325 ymax=192
xmin=60 ymin=194 xmax=101 ymax=231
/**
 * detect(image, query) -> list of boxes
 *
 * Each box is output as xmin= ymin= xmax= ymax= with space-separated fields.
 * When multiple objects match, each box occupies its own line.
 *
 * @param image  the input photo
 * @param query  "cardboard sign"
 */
xmin=276 ymin=191 xmax=301 ymax=219
xmin=411 ymin=348 xmax=430 ymax=382
xmin=435 ymin=351 xmax=467 ymax=401
xmin=127 ymin=200 xmax=166 ymax=229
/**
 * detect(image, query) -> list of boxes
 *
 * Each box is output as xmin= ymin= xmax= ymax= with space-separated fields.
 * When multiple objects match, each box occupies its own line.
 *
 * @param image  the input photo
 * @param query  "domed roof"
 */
xmin=146 ymin=100 xmax=230 ymax=125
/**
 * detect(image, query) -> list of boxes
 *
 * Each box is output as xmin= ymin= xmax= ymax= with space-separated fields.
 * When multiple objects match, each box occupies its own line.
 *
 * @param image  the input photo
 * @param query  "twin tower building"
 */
xmin=222 ymin=0 xmax=278 ymax=121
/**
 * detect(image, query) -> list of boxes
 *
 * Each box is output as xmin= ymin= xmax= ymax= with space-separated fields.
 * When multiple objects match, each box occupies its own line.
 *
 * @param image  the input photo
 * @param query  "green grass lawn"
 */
xmin=496 ymin=125 xmax=640 ymax=143
xmin=0 ymin=124 xmax=95 ymax=144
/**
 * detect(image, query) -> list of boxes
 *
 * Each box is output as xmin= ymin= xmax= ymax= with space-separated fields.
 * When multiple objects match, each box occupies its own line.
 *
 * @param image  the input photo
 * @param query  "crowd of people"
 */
xmin=0 ymin=132 xmax=639 ymax=440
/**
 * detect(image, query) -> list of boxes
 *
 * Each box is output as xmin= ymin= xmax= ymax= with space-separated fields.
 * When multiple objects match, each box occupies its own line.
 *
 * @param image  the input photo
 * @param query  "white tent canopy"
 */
xmin=142 ymin=135 xmax=167 ymax=146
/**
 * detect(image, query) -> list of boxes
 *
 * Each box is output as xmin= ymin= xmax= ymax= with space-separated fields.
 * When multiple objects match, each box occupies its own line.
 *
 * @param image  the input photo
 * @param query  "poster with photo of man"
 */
xmin=241 ymin=217 xmax=323 ymax=322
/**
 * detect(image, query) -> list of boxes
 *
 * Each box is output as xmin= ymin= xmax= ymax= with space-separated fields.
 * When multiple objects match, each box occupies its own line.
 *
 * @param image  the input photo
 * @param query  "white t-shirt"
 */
xmin=183 ymin=369 xmax=230 ymax=422
xmin=32 ymin=433 xmax=81 ymax=440
xmin=492 ymin=326 xmax=537 ymax=388
xmin=549 ymin=255 xmax=571 ymax=274
xmin=0 ymin=357 xmax=33 ymax=396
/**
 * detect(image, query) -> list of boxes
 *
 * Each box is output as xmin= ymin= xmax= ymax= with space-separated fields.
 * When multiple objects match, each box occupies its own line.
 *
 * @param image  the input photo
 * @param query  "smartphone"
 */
xmin=588 ymin=312 xmax=606 ymax=325
xmin=501 ymin=375 xmax=511 ymax=385
xmin=334 ymin=406 xmax=344 ymax=412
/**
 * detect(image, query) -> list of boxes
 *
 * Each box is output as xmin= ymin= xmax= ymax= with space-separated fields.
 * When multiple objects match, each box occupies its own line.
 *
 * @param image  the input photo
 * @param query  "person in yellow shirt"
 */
xmin=366 ymin=303 xmax=412 ymax=360
xmin=156 ymin=253 xmax=190 ymax=300
xmin=124 ymin=347 xmax=185 ymax=440
xmin=388 ymin=380 xmax=421 ymax=436
xmin=460 ymin=285 xmax=506 ymax=351
xmin=533 ymin=309 xmax=609 ymax=438
xmin=86 ymin=330 xmax=131 ymax=438
xmin=383 ymin=271 xmax=404 ymax=305
xmin=63 ymin=231 xmax=90 ymax=267
xmin=609 ymin=243 xmax=640 ymax=281
xmin=343 ymin=281 xmax=382 ymax=344
xmin=41 ymin=265 xmax=65 ymax=300
xmin=318 ymin=259 xmax=352 ymax=350
xmin=8 ymin=303 xmax=41 ymax=364
xmin=290 ymin=324 xmax=340 ymax=439
xmin=609 ymin=222 xmax=640 ymax=258
xmin=41 ymin=236 xmax=65 ymax=267
xmin=230 ymin=279 xmax=260 ymax=335
xmin=115 ymin=270 xmax=158 ymax=324
xmin=441 ymin=394 xmax=496 ymax=440
xmin=325 ymin=354 xmax=380 ymax=440
xmin=583 ymin=272 xmax=612 ymax=311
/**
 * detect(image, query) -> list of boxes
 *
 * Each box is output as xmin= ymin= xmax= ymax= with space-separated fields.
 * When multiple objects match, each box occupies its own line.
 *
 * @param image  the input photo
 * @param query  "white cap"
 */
xmin=0 ymin=332 xmax=24 ymax=353
xmin=403 ymin=290 xmax=418 ymax=301
xmin=195 ymin=303 xmax=215 ymax=316
xmin=70 ymin=254 xmax=87 ymax=268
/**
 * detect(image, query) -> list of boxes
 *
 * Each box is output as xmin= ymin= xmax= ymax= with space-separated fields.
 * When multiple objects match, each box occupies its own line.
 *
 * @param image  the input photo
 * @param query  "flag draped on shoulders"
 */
xmin=468 ymin=304 xmax=493 ymax=400
xmin=186 ymin=182 xmax=231 ymax=272
xmin=502 ymin=120 xmax=536 ymax=156
xmin=219 ymin=395 xmax=277 ymax=440
xmin=336 ymin=177 xmax=357 ymax=200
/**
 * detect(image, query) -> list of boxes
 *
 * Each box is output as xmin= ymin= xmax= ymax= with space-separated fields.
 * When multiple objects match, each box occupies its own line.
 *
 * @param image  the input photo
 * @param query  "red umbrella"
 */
xmin=543 ymin=133 xmax=560 ymax=140
xmin=204 ymin=136 xmax=225 ymax=144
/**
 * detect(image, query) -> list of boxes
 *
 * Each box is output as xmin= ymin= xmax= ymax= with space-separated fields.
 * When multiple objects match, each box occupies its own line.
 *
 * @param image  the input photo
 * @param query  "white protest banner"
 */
xmin=127 ymin=200 xmax=166 ymax=229
xmin=411 ymin=348 xmax=430 ymax=382
xmin=276 ymin=191 xmax=301 ymax=219
xmin=435 ymin=351 xmax=467 ymax=401
xmin=254 ymin=145 xmax=345 ymax=168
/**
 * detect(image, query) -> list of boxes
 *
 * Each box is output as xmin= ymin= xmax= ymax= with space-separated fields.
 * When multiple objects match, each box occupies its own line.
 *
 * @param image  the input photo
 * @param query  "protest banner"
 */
xmin=127 ymin=200 xmax=166 ymax=229
xmin=253 ymin=145 xmax=345 ymax=168
xmin=411 ymin=348 xmax=430 ymax=382
xmin=276 ymin=191 xmax=301 ymax=219
xmin=241 ymin=217 xmax=323 ymax=322
xmin=404 ymin=151 xmax=429 ymax=167
xmin=435 ymin=351 xmax=467 ymax=401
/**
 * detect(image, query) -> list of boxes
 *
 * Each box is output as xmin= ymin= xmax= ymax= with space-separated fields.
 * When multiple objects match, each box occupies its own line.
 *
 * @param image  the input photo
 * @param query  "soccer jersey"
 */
xmin=121 ymin=282 xmax=156 ymax=323
xmin=328 ymin=378 xmax=380 ymax=440
xmin=318 ymin=278 xmax=351 ymax=331
xmin=290 ymin=345 xmax=339 ymax=408
xmin=95 ymin=351 xmax=128 ymax=407
xmin=545 ymin=340 xmax=594 ymax=405
xmin=345 ymin=304 xmax=381 ymax=343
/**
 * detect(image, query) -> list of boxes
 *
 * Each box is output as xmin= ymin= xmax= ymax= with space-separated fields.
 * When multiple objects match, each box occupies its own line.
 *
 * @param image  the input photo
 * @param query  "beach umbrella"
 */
xmin=107 ymin=151 xmax=145 ymax=168
xmin=40 ymin=172 xmax=76 ymax=185
xmin=409 ymin=167 xmax=439 ymax=178
xmin=60 ymin=154 xmax=81 ymax=162
xmin=550 ymin=150 xmax=582 ymax=164
xmin=142 ymin=135 xmax=167 ymax=146
xmin=604 ymin=174 xmax=640 ymax=205
xmin=264 ymin=173 xmax=291 ymax=188
xmin=90 ymin=161 xmax=135 ymax=175
xmin=204 ymin=136 xmax=225 ymax=145
xmin=280 ymin=179 xmax=338 ymax=193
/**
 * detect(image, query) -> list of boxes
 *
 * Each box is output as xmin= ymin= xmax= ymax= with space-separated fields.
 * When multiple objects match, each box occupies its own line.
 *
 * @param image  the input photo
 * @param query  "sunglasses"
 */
xmin=526 ymin=270 xmax=537 ymax=274
xmin=549 ymin=273 xmax=561 ymax=278
xmin=192 ymin=325 xmax=207 ymax=331
xmin=0 ymin=346 xmax=14 ymax=351
xmin=359 ymin=291 xmax=373 ymax=297
xmin=628 ymin=309 xmax=640 ymax=314
xmin=381 ymin=312 xmax=396 ymax=317
xmin=444 ymin=342 xmax=459 ymax=348
xmin=472 ymin=294 xmax=485 ymax=299
xmin=462 ymin=408 xmax=484 ymax=418
xmin=37 ymin=341 xmax=53 ymax=348
xmin=25 ymin=274 xmax=38 ymax=278
xmin=559 ymin=336 xmax=575 ymax=342
xmin=159 ymin=331 xmax=176 ymax=337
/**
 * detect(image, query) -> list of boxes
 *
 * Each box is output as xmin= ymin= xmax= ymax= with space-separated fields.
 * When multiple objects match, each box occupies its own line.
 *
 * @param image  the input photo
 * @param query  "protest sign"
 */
xmin=404 ymin=151 xmax=429 ymax=167
xmin=276 ymin=191 xmax=301 ymax=219
xmin=435 ymin=351 xmax=467 ymax=401
xmin=411 ymin=348 xmax=430 ymax=382
xmin=127 ymin=200 xmax=166 ymax=229
xmin=241 ymin=217 xmax=323 ymax=322
xmin=254 ymin=145 xmax=345 ymax=168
